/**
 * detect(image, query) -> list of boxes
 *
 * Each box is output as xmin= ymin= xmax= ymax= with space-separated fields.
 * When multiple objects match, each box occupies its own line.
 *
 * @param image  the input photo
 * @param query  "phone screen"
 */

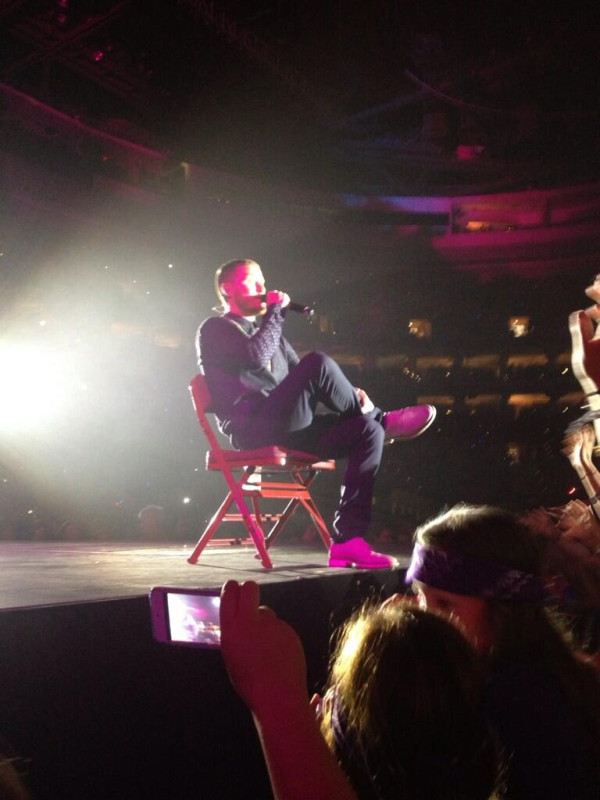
xmin=151 ymin=588 xmax=221 ymax=648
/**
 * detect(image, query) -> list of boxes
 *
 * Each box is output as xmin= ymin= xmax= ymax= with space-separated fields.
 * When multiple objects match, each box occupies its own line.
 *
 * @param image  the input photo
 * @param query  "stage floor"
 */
xmin=0 ymin=539 xmax=411 ymax=610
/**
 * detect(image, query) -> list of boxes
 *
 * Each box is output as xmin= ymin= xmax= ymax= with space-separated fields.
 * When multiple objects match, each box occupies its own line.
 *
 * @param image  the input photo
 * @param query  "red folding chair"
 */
xmin=187 ymin=375 xmax=335 ymax=569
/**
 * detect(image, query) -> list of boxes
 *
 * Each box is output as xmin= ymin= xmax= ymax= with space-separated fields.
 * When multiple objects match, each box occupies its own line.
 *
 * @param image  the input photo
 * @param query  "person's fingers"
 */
xmin=255 ymin=606 xmax=281 ymax=635
xmin=256 ymin=605 xmax=278 ymax=625
xmin=266 ymin=290 xmax=284 ymax=306
xmin=235 ymin=581 xmax=261 ymax=626
xmin=220 ymin=580 xmax=241 ymax=628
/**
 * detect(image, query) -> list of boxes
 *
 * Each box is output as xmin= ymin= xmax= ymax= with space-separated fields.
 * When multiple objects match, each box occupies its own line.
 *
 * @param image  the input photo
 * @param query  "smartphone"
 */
xmin=150 ymin=586 xmax=221 ymax=648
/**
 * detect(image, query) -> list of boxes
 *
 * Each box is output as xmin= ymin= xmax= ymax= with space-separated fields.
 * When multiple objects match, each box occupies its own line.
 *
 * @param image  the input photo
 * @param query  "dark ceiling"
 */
xmin=1 ymin=0 xmax=599 ymax=193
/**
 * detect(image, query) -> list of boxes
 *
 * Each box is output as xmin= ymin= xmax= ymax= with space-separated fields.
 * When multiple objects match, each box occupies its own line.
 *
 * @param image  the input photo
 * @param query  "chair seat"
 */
xmin=207 ymin=445 xmax=335 ymax=471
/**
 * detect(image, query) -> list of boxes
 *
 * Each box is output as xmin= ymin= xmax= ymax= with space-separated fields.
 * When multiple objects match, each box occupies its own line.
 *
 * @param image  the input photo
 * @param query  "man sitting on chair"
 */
xmin=196 ymin=259 xmax=436 ymax=569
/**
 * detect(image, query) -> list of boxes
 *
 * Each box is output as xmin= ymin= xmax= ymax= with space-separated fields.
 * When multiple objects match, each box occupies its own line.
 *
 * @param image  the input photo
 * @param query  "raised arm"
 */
xmin=220 ymin=581 xmax=358 ymax=800
xmin=199 ymin=305 xmax=288 ymax=370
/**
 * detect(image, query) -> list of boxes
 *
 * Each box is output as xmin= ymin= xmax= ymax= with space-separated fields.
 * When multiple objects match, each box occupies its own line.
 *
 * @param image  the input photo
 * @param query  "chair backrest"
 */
xmin=189 ymin=374 xmax=224 ymax=454
xmin=190 ymin=373 xmax=211 ymax=411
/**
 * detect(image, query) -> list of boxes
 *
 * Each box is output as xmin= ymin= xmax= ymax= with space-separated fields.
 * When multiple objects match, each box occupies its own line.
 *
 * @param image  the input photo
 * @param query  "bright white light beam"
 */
xmin=0 ymin=344 xmax=76 ymax=433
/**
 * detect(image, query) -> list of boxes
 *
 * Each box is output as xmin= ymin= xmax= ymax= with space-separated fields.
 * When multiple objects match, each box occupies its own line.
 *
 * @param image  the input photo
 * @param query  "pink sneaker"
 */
xmin=382 ymin=405 xmax=436 ymax=442
xmin=328 ymin=537 xmax=398 ymax=569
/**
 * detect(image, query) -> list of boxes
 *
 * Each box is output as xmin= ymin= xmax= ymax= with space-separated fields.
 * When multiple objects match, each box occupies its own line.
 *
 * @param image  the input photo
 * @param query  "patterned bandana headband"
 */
xmin=406 ymin=543 xmax=544 ymax=602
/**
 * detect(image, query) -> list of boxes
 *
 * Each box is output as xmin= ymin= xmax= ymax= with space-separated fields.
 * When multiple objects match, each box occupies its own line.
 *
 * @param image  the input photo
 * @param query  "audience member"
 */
xmin=220 ymin=580 xmax=356 ymax=800
xmin=317 ymin=601 xmax=499 ymax=800
xmin=521 ymin=501 xmax=600 ymax=658
xmin=568 ymin=271 xmax=600 ymax=399
xmin=522 ymin=501 xmax=600 ymax=594
xmin=404 ymin=503 xmax=600 ymax=799
xmin=561 ymin=421 xmax=600 ymax=528
xmin=516 ymin=412 xmax=600 ymax=655
xmin=56 ymin=520 xmax=89 ymax=541
xmin=220 ymin=580 xmax=499 ymax=800
xmin=137 ymin=505 xmax=168 ymax=541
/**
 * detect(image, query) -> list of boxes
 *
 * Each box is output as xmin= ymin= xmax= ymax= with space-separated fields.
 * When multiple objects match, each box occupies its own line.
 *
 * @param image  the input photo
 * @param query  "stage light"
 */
xmin=0 ymin=344 xmax=73 ymax=433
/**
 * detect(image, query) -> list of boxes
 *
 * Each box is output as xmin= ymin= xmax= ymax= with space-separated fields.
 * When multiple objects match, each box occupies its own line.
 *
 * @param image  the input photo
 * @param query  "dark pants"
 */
xmin=233 ymin=352 xmax=385 ymax=543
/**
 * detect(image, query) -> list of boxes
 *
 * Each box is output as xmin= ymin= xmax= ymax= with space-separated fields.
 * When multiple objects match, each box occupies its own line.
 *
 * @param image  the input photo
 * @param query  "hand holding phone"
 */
xmin=220 ymin=580 xmax=308 ymax=716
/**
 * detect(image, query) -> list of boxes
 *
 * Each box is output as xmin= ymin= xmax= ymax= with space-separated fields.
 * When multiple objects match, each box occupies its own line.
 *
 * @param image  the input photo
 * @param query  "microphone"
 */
xmin=260 ymin=295 xmax=314 ymax=316
xmin=288 ymin=301 xmax=315 ymax=316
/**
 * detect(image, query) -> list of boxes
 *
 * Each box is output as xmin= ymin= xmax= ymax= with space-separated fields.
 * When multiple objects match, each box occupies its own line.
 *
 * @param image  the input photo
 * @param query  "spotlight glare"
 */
xmin=0 ymin=345 xmax=73 ymax=433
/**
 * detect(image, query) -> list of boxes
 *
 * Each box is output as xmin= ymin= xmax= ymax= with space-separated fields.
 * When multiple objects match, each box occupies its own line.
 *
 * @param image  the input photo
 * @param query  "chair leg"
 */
xmin=187 ymin=490 xmax=237 ymax=564
xmin=227 ymin=476 xmax=273 ymax=569
xmin=188 ymin=469 xmax=273 ymax=569
xmin=300 ymin=496 xmax=332 ymax=549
